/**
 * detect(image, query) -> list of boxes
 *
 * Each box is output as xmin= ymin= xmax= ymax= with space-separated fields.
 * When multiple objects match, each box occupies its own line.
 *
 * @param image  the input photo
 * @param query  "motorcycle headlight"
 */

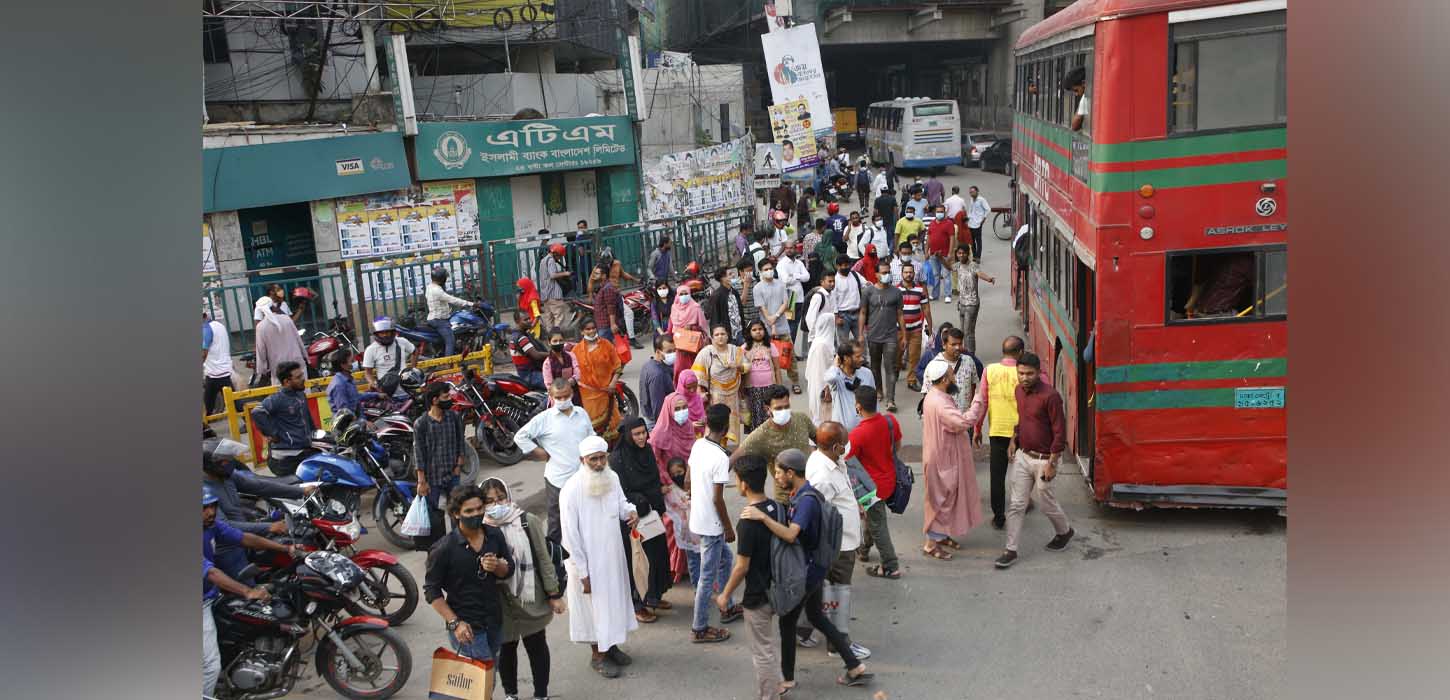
xmin=338 ymin=519 xmax=362 ymax=539
xmin=305 ymin=601 xmax=318 ymax=615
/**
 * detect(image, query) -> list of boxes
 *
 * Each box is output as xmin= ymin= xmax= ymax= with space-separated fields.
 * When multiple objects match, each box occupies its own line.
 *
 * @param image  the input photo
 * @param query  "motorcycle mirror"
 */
xmin=311 ymin=429 xmax=328 ymax=441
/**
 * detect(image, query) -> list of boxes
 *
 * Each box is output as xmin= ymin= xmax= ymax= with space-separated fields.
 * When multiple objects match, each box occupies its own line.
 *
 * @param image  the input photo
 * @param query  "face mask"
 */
xmin=657 ymin=288 xmax=669 ymax=298
xmin=936 ymin=213 xmax=945 ymax=220
xmin=841 ymin=441 xmax=853 ymax=458
xmin=677 ymin=296 xmax=689 ymax=305
xmin=583 ymin=332 xmax=599 ymax=342
xmin=673 ymin=408 xmax=690 ymax=425
xmin=762 ymin=270 xmax=775 ymax=280
xmin=663 ymin=351 xmax=677 ymax=365
xmin=670 ymin=472 xmax=687 ymax=489
xmin=556 ymin=399 xmax=573 ymax=412
xmin=461 ymin=515 xmax=485 ymax=531
xmin=437 ymin=399 xmax=453 ymax=410
xmin=485 ymin=503 xmax=511 ymax=520
xmin=873 ymin=219 xmax=882 ymax=227
xmin=730 ymin=278 xmax=742 ymax=289
xmin=550 ymin=343 xmax=565 ymax=353
xmin=771 ymin=409 xmax=792 ymax=426
xmin=905 ymin=212 xmax=914 ymax=219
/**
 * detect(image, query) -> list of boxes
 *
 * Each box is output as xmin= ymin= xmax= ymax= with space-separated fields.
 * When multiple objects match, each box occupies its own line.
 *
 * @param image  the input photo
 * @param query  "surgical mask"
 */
xmin=663 ymin=351 xmax=677 ymax=365
xmin=657 ymin=288 xmax=669 ymax=298
xmin=761 ymin=270 xmax=776 ymax=280
xmin=485 ymin=503 xmax=512 ymax=520
xmin=771 ymin=409 xmax=792 ymax=426
xmin=673 ymin=408 xmax=690 ymax=425
xmin=583 ymin=332 xmax=599 ymax=342
xmin=872 ymin=219 xmax=882 ymax=226
xmin=461 ymin=515 xmax=485 ymax=531
xmin=936 ymin=212 xmax=945 ymax=220
xmin=556 ymin=399 xmax=574 ymax=412
xmin=905 ymin=212 xmax=915 ymax=219
xmin=731 ymin=278 xmax=742 ymax=289
xmin=677 ymin=295 xmax=690 ymax=305
xmin=550 ymin=343 xmax=565 ymax=352
xmin=841 ymin=441 xmax=852 ymax=458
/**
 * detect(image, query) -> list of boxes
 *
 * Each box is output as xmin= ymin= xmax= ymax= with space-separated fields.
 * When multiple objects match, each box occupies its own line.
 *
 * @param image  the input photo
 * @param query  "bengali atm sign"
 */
xmin=415 ymin=116 xmax=636 ymax=180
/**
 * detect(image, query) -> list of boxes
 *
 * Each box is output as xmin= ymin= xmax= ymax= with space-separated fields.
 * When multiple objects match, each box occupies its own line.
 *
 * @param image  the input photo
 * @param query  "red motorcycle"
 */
xmin=304 ymin=315 xmax=361 ymax=377
xmin=568 ymin=288 xmax=651 ymax=339
xmin=250 ymin=490 xmax=420 ymax=626
xmin=447 ymin=368 xmax=548 ymax=466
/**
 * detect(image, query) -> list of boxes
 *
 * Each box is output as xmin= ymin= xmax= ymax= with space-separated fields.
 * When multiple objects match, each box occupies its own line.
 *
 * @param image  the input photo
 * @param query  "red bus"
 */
xmin=1010 ymin=0 xmax=1286 ymax=509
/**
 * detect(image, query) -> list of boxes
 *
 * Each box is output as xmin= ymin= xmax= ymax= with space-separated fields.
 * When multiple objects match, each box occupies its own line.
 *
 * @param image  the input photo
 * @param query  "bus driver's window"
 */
xmin=1168 ymin=251 xmax=1255 ymax=321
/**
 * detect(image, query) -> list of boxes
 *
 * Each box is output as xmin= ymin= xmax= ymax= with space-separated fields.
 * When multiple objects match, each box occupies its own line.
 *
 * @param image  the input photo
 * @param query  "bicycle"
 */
xmin=991 ymin=206 xmax=1015 ymax=241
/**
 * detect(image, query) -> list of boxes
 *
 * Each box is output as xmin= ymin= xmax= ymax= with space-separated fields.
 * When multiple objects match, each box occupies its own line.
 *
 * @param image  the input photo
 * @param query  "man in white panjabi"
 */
xmin=560 ymin=435 xmax=641 ymax=679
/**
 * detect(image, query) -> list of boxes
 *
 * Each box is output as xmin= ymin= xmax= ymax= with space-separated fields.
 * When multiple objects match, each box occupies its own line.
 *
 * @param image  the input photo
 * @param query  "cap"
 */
xmin=203 ymin=485 xmax=220 ymax=506
xmin=373 ymin=318 xmax=395 ymax=333
xmin=579 ymin=435 xmax=609 ymax=457
xmin=924 ymin=358 xmax=951 ymax=384
xmin=776 ymin=448 xmax=807 ymax=474
xmin=771 ymin=210 xmax=788 ymax=222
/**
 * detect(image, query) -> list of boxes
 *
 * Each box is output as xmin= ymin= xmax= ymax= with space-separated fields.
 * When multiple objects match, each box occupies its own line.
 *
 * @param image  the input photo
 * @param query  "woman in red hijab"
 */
xmin=516 ymin=277 xmax=542 ymax=335
xmin=851 ymin=244 xmax=882 ymax=284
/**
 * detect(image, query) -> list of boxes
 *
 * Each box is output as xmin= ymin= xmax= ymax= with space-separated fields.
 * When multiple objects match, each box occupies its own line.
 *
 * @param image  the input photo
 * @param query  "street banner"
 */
xmin=760 ymin=23 xmax=832 ymax=137
xmin=415 ymin=117 xmax=635 ymax=180
xmin=754 ymin=144 xmax=782 ymax=189
xmin=641 ymin=135 xmax=754 ymax=221
xmin=768 ymin=98 xmax=820 ymax=173
xmin=334 ymin=180 xmax=480 ymax=260
xmin=764 ymin=2 xmax=790 ymax=32
xmin=658 ymin=50 xmax=693 ymax=70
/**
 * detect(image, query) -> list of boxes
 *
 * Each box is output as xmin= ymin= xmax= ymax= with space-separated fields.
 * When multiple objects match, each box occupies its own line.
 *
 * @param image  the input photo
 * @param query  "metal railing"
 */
xmin=203 ymin=269 xmax=350 ymax=355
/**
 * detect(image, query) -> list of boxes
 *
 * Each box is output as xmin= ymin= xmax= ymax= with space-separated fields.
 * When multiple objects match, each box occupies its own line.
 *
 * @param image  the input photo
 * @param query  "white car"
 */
xmin=961 ymin=132 xmax=1000 ymax=167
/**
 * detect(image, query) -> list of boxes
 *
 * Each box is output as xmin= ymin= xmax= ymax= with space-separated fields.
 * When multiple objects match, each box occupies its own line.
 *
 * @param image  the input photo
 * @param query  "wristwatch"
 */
xmin=445 ymin=618 xmax=461 ymax=631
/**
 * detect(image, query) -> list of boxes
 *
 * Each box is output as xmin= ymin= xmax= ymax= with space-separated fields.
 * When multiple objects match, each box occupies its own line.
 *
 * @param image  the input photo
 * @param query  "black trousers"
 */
xmin=778 ymin=581 xmax=860 ymax=682
xmin=498 ymin=628 xmax=550 ymax=698
xmin=621 ymin=522 xmax=672 ymax=607
xmin=970 ymin=225 xmax=984 ymax=261
xmin=203 ymin=375 xmax=231 ymax=415
xmin=990 ymin=436 xmax=1011 ymax=520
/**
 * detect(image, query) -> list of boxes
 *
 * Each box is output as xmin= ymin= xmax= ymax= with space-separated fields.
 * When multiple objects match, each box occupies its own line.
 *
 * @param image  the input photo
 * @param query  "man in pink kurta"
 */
xmin=920 ymin=357 xmax=987 ymax=560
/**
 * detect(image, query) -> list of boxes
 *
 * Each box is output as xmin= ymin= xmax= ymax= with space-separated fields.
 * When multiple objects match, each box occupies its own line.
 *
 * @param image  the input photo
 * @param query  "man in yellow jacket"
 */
xmin=974 ymin=335 xmax=1024 ymax=530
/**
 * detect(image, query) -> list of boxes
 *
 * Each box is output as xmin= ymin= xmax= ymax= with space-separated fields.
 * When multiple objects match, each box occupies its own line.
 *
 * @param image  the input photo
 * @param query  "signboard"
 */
xmin=203 ymin=132 xmax=411 ymax=213
xmin=335 ymin=180 xmax=480 ymax=259
xmin=761 ymin=23 xmax=833 ymax=137
xmin=415 ymin=117 xmax=636 ymax=181
xmin=641 ymin=135 xmax=754 ymax=220
xmin=765 ymin=1 xmax=791 ymax=32
xmin=754 ymin=144 xmax=782 ymax=189
xmin=768 ymin=98 xmax=820 ymax=173
xmin=1234 ymin=387 xmax=1286 ymax=409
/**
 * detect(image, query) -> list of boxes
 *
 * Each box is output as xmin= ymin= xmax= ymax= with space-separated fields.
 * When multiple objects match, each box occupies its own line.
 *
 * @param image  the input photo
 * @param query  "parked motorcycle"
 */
xmin=450 ymin=368 xmax=548 ymax=466
xmin=567 ymin=288 xmax=650 ymax=340
xmin=251 ymin=491 xmax=420 ymax=626
xmin=396 ymin=300 xmax=510 ymax=367
xmin=294 ymin=417 xmax=421 ymax=552
xmin=303 ymin=314 xmax=361 ymax=378
xmin=214 ymin=551 xmax=412 ymax=699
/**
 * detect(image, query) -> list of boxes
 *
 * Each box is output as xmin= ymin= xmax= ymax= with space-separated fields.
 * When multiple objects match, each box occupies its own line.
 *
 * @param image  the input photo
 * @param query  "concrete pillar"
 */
xmin=308 ymin=200 xmax=350 ymax=324
xmin=206 ymin=210 xmax=251 ymax=334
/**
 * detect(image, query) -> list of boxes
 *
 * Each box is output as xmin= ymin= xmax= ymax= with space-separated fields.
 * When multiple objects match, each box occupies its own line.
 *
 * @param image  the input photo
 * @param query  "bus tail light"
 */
xmin=1138 ymin=184 xmax=1155 ymax=198
xmin=1138 ymin=205 xmax=1156 ymax=220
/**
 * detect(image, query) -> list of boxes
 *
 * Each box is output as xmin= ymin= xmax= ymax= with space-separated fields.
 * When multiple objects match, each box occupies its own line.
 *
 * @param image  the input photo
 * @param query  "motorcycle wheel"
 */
xmin=315 ymin=626 xmax=412 ymax=700
xmin=372 ymin=488 xmax=416 ymax=551
xmin=616 ymin=385 xmax=640 ymax=421
xmin=346 ymin=562 xmax=419 ymax=626
xmin=459 ymin=440 xmax=483 ymax=483
xmin=380 ymin=436 xmax=413 ymax=481
xmin=475 ymin=413 xmax=524 ymax=466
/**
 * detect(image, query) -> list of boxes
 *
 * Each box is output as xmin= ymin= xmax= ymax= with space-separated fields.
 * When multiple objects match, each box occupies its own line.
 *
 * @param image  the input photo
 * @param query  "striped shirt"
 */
xmin=899 ymin=283 xmax=928 ymax=331
xmin=413 ymin=410 xmax=467 ymax=487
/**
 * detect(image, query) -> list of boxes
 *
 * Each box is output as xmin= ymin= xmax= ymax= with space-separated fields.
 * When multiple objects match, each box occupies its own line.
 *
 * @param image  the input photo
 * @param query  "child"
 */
xmin=662 ymin=457 xmax=702 ymax=585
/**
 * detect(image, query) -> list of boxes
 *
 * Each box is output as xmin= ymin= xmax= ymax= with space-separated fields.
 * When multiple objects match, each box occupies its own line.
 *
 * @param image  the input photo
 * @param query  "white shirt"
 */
xmin=425 ymin=283 xmax=471 ymax=320
xmin=778 ymin=255 xmax=809 ymax=299
xmin=871 ymin=172 xmax=888 ymax=199
xmin=514 ymin=405 xmax=597 ymax=488
xmin=769 ymin=226 xmax=792 ymax=257
xmin=863 ymin=224 xmax=890 ymax=258
xmin=203 ymin=320 xmax=232 ymax=378
xmin=804 ymin=287 xmax=837 ymax=338
xmin=832 ymin=270 xmax=866 ymax=312
xmin=967 ymin=195 xmax=992 ymax=229
xmin=253 ymin=298 xmax=291 ymax=322
xmin=805 ymin=450 xmax=862 ymax=551
xmin=844 ymin=224 xmax=867 ymax=258
xmin=943 ymin=194 xmax=966 ymax=220
xmin=687 ymin=437 xmax=732 ymax=537
xmin=361 ymin=338 xmax=416 ymax=377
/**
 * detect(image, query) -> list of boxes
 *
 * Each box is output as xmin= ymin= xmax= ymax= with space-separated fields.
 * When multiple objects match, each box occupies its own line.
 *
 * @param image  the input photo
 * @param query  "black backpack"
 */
xmin=527 ymin=513 xmax=568 ymax=594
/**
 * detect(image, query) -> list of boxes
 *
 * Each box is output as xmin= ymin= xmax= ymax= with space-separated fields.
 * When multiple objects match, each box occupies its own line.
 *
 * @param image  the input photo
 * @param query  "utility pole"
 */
xmin=608 ymin=0 xmax=646 ymax=223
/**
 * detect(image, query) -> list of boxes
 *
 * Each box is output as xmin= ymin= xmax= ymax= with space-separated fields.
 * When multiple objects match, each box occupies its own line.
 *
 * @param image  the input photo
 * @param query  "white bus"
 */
xmin=863 ymin=98 xmax=962 ymax=172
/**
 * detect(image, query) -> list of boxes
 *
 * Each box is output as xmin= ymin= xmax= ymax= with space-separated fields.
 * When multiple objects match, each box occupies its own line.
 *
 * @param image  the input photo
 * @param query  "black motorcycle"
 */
xmin=214 ymin=551 xmax=412 ymax=699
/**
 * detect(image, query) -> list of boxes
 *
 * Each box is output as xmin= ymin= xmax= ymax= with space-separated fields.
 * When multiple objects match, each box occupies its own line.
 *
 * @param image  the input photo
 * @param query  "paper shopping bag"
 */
xmin=634 ymin=510 xmax=666 ymax=541
xmin=630 ymin=533 xmax=650 ymax=592
xmin=429 ymin=647 xmax=493 ymax=699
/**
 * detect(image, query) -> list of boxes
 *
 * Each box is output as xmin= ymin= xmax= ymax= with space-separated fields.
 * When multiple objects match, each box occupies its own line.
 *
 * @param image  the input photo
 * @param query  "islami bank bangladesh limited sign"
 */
xmin=415 ymin=117 xmax=636 ymax=181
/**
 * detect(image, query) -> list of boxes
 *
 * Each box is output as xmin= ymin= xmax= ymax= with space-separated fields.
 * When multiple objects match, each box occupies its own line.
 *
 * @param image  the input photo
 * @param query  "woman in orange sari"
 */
xmin=574 ymin=317 xmax=624 ymax=440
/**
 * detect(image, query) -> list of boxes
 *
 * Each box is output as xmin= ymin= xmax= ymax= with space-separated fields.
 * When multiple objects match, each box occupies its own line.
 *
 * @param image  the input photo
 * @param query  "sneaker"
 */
xmin=1046 ymin=528 xmax=1076 ymax=551
xmin=504 ymin=696 xmax=520 ymax=700
xmin=886 ymin=401 xmax=898 ymax=413
xmin=994 ymin=550 xmax=1019 ymax=569
xmin=944 ymin=295 xmax=953 ymax=303
xmin=797 ymin=632 xmax=819 ymax=648
xmin=829 ymin=642 xmax=872 ymax=660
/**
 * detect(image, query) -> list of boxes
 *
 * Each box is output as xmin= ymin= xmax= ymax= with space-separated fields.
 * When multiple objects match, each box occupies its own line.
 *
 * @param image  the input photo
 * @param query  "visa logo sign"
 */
xmin=336 ymin=158 xmax=365 ymax=176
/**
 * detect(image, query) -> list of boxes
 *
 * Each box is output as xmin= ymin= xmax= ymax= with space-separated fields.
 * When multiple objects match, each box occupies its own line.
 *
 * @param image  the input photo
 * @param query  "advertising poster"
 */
xmin=754 ymin=144 xmax=782 ymax=189
xmin=761 ymin=23 xmax=833 ymax=138
xmin=336 ymin=179 xmax=480 ymax=259
xmin=366 ymin=209 xmax=404 ymax=255
xmin=768 ymin=98 xmax=820 ymax=173
xmin=640 ymin=135 xmax=754 ymax=221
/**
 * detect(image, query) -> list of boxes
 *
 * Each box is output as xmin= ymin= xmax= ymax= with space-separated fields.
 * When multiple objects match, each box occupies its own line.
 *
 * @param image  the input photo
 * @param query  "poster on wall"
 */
xmin=355 ymin=249 xmax=470 ymax=302
xmin=640 ymin=135 xmax=754 ymax=221
xmin=335 ymin=179 xmax=480 ymax=259
xmin=767 ymin=98 xmax=820 ymax=173
xmin=760 ymin=23 xmax=833 ymax=138
xmin=754 ymin=144 xmax=781 ymax=189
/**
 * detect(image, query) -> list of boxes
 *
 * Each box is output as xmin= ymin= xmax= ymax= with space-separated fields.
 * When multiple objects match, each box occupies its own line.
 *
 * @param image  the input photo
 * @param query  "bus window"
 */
xmin=913 ymin=103 xmax=954 ymax=117
xmin=1170 ymin=10 xmax=1286 ymax=133
xmin=1166 ymin=246 xmax=1287 ymax=323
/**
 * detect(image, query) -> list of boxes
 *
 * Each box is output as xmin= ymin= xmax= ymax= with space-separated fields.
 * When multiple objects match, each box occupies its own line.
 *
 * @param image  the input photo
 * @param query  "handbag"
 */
xmin=428 ymin=647 xmax=493 ymax=700
xmin=634 ymin=510 xmax=666 ymax=541
xmin=612 ymin=334 xmax=633 ymax=365
xmin=399 ymin=495 xmax=431 ymax=537
xmin=772 ymin=338 xmax=794 ymax=371
xmin=673 ymin=327 xmax=704 ymax=353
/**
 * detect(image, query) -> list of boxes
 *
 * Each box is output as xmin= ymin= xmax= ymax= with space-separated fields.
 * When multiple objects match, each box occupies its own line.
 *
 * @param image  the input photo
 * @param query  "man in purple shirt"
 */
xmin=995 ymin=352 xmax=1074 ymax=569
xmin=924 ymin=173 xmax=946 ymax=209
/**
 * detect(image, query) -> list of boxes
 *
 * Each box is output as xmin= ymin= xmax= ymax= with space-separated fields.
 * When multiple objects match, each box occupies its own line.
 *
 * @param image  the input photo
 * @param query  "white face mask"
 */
xmin=872 ymin=219 xmax=882 ymax=227
xmin=555 ymin=399 xmax=573 ymax=412
xmin=761 ymin=270 xmax=776 ymax=280
xmin=905 ymin=212 xmax=915 ymax=220
xmin=936 ymin=212 xmax=945 ymax=220
xmin=673 ymin=408 xmax=690 ymax=425
xmin=663 ymin=351 xmax=677 ymax=365
xmin=657 ymin=288 xmax=669 ymax=298
xmin=771 ymin=408 xmax=792 ymax=426
xmin=841 ymin=440 xmax=852 ymax=458
xmin=583 ymin=332 xmax=599 ymax=342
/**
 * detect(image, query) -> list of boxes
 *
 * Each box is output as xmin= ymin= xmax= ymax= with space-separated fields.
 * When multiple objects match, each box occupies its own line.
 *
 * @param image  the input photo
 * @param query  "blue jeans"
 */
xmin=598 ymin=328 xmax=615 ymax=342
xmin=428 ymin=318 xmax=457 ymax=356
xmin=451 ymin=623 xmax=504 ymax=662
xmin=518 ymin=369 xmax=545 ymax=391
xmin=686 ymin=550 xmax=701 ymax=587
xmin=692 ymin=534 xmax=735 ymax=631
xmin=927 ymin=256 xmax=950 ymax=299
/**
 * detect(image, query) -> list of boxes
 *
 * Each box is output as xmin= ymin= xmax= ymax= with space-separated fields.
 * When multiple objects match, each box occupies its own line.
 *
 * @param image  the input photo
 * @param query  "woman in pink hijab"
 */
xmin=649 ymin=370 xmax=708 ymax=582
xmin=667 ymin=284 xmax=708 ymax=381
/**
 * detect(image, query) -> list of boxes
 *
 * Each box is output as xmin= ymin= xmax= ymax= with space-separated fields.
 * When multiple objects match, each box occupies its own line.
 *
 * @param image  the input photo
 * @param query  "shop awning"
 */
xmin=203 ymin=132 xmax=412 ymax=213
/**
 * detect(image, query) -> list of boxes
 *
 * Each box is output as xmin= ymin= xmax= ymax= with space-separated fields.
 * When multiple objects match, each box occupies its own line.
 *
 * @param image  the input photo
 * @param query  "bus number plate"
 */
xmin=1234 ymin=387 xmax=1285 ymax=409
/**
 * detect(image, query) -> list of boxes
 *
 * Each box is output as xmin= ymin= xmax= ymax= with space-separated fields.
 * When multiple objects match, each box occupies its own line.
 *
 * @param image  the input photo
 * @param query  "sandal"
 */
xmin=647 ymin=599 xmax=673 ymax=610
xmin=792 ymin=385 xmax=802 ymax=395
xmin=779 ymin=681 xmax=796 ymax=696
xmin=720 ymin=604 xmax=745 ymax=623
xmin=940 ymin=537 xmax=962 ymax=550
xmin=837 ymin=670 xmax=875 ymax=687
xmin=691 ymin=626 xmax=731 ymax=643
xmin=923 ymin=545 xmax=954 ymax=561
xmin=865 ymin=564 xmax=901 ymax=579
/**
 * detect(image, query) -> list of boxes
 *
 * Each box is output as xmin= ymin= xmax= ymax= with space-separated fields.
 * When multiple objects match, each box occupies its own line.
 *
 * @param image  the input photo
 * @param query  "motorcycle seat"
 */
xmin=255 ymin=474 xmax=302 ymax=487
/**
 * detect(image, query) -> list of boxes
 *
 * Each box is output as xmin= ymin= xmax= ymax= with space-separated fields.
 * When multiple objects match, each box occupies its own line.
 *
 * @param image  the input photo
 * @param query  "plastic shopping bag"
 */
xmin=820 ymin=582 xmax=851 ymax=635
xmin=399 ymin=495 xmax=432 ymax=537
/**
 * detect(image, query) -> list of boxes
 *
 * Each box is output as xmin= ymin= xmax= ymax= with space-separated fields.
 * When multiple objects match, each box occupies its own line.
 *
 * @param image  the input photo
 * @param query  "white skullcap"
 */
xmin=924 ymin=358 xmax=952 ymax=384
xmin=579 ymin=435 xmax=609 ymax=457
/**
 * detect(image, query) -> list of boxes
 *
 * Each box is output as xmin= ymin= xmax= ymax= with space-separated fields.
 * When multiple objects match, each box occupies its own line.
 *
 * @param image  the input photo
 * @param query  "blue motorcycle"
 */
xmin=396 ymin=300 xmax=511 ymax=361
xmin=296 ymin=415 xmax=421 ymax=550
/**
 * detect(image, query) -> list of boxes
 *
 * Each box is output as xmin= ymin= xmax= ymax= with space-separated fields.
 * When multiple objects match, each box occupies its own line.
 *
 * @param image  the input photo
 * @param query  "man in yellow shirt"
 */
xmin=973 ymin=335 xmax=1024 ymax=529
xmin=894 ymin=209 xmax=924 ymax=248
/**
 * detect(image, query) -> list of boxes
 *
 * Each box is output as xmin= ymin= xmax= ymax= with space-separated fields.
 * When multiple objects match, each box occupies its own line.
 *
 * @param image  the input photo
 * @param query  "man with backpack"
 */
xmin=850 ymin=386 xmax=903 ymax=579
xmin=716 ymin=455 xmax=787 ymax=700
xmin=741 ymin=448 xmax=873 ymax=691
xmin=803 ymin=422 xmax=873 ymax=663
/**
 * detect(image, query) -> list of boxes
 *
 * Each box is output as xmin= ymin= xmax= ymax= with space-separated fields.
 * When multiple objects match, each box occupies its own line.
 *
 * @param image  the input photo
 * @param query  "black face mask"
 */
xmin=670 ymin=473 xmax=687 ymax=489
xmin=437 ymin=399 xmax=453 ymax=410
xmin=461 ymin=515 xmax=485 ymax=531
xmin=551 ymin=343 xmax=565 ymax=353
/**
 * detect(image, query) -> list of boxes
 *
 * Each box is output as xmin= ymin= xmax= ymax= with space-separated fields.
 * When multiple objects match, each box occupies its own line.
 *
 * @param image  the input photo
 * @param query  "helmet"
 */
xmin=827 ymin=202 xmax=840 ymax=215
xmin=203 ymin=485 xmax=219 ymax=506
xmin=430 ymin=266 xmax=448 ymax=284
xmin=549 ymin=244 xmax=566 ymax=256
xmin=291 ymin=286 xmax=317 ymax=301
xmin=333 ymin=410 xmax=366 ymax=446
xmin=399 ymin=367 xmax=426 ymax=394
xmin=771 ymin=210 xmax=788 ymax=223
xmin=203 ymin=437 xmax=249 ymax=479
xmin=372 ymin=317 xmax=394 ymax=334
xmin=686 ymin=261 xmax=701 ymax=276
